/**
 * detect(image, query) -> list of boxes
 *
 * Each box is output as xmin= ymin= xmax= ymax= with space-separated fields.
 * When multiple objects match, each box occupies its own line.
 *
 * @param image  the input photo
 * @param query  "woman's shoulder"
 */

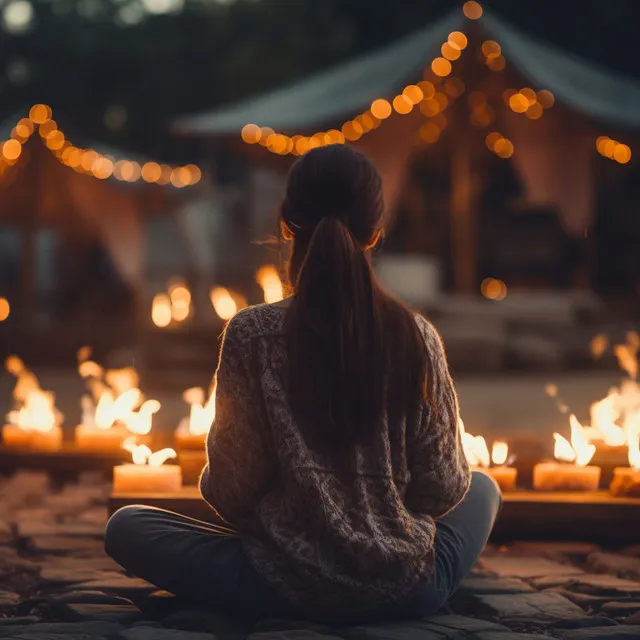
xmin=414 ymin=313 xmax=447 ymax=357
xmin=224 ymin=302 xmax=288 ymax=344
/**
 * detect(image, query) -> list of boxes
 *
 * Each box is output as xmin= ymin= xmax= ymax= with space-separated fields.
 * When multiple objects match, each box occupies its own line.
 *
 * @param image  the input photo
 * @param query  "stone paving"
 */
xmin=2 ymin=471 xmax=640 ymax=640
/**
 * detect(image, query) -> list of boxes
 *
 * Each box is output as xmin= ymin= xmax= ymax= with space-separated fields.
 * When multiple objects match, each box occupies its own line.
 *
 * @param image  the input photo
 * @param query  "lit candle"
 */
xmin=610 ymin=429 xmax=640 ymax=497
xmin=460 ymin=422 xmax=518 ymax=491
xmin=175 ymin=386 xmax=215 ymax=450
xmin=113 ymin=443 xmax=182 ymax=493
xmin=533 ymin=415 xmax=601 ymax=491
xmin=75 ymin=389 xmax=140 ymax=451
xmin=3 ymin=357 xmax=64 ymax=451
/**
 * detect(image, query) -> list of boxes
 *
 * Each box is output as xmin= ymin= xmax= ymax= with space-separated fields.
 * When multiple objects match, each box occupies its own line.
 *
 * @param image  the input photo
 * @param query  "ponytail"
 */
xmin=286 ymin=216 xmax=386 ymax=449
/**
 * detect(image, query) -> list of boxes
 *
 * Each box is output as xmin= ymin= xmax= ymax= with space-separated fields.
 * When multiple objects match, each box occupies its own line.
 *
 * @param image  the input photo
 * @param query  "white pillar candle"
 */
xmin=533 ymin=462 xmax=601 ymax=492
xmin=113 ymin=463 xmax=182 ymax=494
xmin=75 ymin=424 xmax=131 ymax=451
xmin=175 ymin=425 xmax=206 ymax=451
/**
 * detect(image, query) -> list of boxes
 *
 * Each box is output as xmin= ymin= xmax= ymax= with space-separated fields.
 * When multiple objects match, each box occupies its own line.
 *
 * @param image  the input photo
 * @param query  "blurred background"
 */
xmin=1 ymin=0 xmax=640 ymax=437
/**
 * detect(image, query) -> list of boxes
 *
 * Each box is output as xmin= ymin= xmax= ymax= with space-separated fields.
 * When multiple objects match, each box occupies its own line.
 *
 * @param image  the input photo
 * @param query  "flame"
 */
xmin=460 ymin=421 xmax=491 ymax=468
xmin=182 ymin=385 xmax=216 ymax=436
xmin=256 ymin=265 xmax=284 ymax=304
xmin=122 ymin=398 xmax=160 ymax=435
xmin=152 ymin=294 xmax=172 ymax=328
xmin=590 ymin=334 xmax=609 ymax=359
xmin=169 ymin=282 xmax=191 ymax=323
xmin=590 ymin=393 xmax=626 ymax=447
xmin=614 ymin=343 xmax=638 ymax=380
xmin=553 ymin=415 xmax=596 ymax=466
xmin=123 ymin=440 xmax=176 ymax=466
xmin=492 ymin=441 xmax=509 ymax=466
xmin=5 ymin=357 xmax=62 ymax=432
xmin=629 ymin=427 xmax=640 ymax=470
xmin=210 ymin=287 xmax=240 ymax=320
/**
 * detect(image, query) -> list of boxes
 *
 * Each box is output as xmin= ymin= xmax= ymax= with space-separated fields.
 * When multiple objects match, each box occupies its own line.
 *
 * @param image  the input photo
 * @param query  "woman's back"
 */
xmin=200 ymin=302 xmax=470 ymax=619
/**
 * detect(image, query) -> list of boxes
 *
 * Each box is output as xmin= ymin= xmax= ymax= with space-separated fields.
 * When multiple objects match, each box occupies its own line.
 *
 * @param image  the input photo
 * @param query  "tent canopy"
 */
xmin=174 ymin=9 xmax=640 ymax=135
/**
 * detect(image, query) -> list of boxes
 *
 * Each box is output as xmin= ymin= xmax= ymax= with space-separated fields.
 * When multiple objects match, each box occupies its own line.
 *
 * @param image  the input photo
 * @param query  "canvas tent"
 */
xmin=174 ymin=8 xmax=640 ymax=293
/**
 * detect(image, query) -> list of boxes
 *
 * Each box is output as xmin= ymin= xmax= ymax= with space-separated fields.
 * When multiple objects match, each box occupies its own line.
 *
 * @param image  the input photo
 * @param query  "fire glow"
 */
xmin=175 ymin=385 xmax=216 ymax=449
xmin=256 ymin=265 xmax=284 ymax=304
xmin=152 ymin=280 xmax=192 ymax=328
xmin=460 ymin=420 xmax=517 ymax=491
xmin=3 ymin=356 xmax=63 ymax=450
xmin=113 ymin=440 xmax=182 ymax=493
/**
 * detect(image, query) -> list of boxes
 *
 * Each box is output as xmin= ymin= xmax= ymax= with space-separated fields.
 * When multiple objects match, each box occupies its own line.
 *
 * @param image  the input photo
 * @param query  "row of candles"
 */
xmin=2 ymin=330 xmax=640 ymax=497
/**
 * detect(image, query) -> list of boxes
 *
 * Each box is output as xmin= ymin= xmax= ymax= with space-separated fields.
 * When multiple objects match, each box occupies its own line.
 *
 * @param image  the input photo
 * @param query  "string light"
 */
xmin=462 ymin=1 xmax=483 ymax=20
xmin=486 ymin=131 xmax=514 ymax=159
xmin=506 ymin=88 xmax=554 ymax=120
xmin=0 ymin=104 xmax=201 ymax=188
xmin=597 ymin=136 xmax=632 ymax=164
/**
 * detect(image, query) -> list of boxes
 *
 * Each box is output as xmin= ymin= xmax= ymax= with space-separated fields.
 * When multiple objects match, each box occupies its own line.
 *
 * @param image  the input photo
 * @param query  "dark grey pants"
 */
xmin=105 ymin=471 xmax=501 ymax=622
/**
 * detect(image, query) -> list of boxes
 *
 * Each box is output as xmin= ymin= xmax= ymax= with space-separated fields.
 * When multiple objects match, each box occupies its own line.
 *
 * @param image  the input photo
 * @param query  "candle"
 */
xmin=75 ymin=424 xmax=131 ymax=451
xmin=113 ymin=444 xmax=182 ymax=493
xmin=2 ymin=424 xmax=35 ymax=449
xmin=488 ymin=466 xmax=518 ymax=492
xmin=610 ymin=430 xmax=640 ymax=497
xmin=460 ymin=424 xmax=518 ymax=491
xmin=175 ymin=386 xmax=215 ymax=450
xmin=4 ymin=389 xmax=63 ymax=451
xmin=533 ymin=415 xmax=601 ymax=491
xmin=178 ymin=449 xmax=207 ymax=485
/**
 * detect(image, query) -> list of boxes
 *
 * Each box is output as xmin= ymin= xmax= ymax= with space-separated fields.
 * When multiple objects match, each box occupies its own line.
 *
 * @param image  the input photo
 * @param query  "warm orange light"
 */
xmin=420 ymin=98 xmax=441 ymax=117
xmin=241 ymin=123 xmax=262 ymax=144
xmin=462 ymin=1 xmax=483 ymax=20
xmin=2 ymin=140 xmax=22 ymax=161
xmin=39 ymin=120 xmax=57 ymax=138
xmin=441 ymin=43 xmax=461 ymax=61
xmin=493 ymin=138 xmax=514 ymax=159
xmin=142 ymin=162 xmax=162 ymax=183
xmin=45 ymin=130 xmax=65 ymax=151
xmin=481 ymin=277 xmax=507 ymax=300
xmin=256 ymin=265 xmax=284 ymax=304
xmin=370 ymin=98 xmax=392 ymax=120
xmin=81 ymin=150 xmax=99 ymax=173
xmin=502 ymin=88 xmax=517 ymax=104
xmin=151 ymin=294 xmax=172 ymax=328
xmin=342 ymin=121 xmax=363 ymax=141
xmin=15 ymin=118 xmax=33 ymax=138
xmin=185 ymin=164 xmax=202 ymax=184
xmin=448 ymin=31 xmax=468 ymax=51
xmin=509 ymin=93 xmax=529 ymax=114
xmin=0 ymin=298 xmax=10 ymax=322
xmin=92 ymin=157 xmax=114 ymax=180
xmin=392 ymin=95 xmax=413 ymax=115
xmin=537 ymin=90 xmax=555 ymax=109
xmin=487 ymin=55 xmax=506 ymax=71
xmin=419 ymin=122 xmax=440 ymax=144
xmin=403 ymin=85 xmax=424 ymax=105
xmin=615 ymin=144 xmax=632 ymax=164
xmin=525 ymin=103 xmax=544 ymax=120
xmin=417 ymin=81 xmax=435 ymax=99
xmin=258 ymin=127 xmax=275 ymax=146
xmin=29 ymin=104 xmax=52 ymax=125
xmin=326 ymin=129 xmax=345 ymax=144
xmin=485 ymin=131 xmax=502 ymax=151
xmin=170 ymin=168 xmax=187 ymax=188
xmin=431 ymin=57 xmax=452 ymax=77
xmin=520 ymin=88 xmax=537 ymax=105
xmin=210 ymin=287 xmax=238 ymax=321
xmin=481 ymin=40 xmax=501 ymax=60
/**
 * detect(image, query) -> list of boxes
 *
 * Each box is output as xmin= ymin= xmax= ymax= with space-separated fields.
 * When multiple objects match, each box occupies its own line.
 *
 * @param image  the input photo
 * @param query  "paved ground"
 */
xmin=1 ymin=471 xmax=640 ymax=639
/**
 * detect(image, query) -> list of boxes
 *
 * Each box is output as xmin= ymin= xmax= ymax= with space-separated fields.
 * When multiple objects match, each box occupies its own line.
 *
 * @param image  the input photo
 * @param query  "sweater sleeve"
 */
xmin=200 ymin=315 xmax=275 ymax=527
xmin=404 ymin=318 xmax=471 ymax=519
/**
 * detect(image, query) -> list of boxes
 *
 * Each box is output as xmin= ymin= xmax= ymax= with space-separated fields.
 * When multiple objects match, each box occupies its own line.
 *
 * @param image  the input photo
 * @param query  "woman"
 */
xmin=105 ymin=145 xmax=501 ymax=623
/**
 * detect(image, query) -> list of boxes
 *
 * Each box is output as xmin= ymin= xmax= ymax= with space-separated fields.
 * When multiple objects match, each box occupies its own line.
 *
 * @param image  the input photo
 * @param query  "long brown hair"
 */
xmin=282 ymin=145 xmax=429 ymax=450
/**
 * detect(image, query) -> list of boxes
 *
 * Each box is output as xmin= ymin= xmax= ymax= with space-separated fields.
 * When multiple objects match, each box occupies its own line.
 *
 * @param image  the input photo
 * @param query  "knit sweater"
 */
xmin=200 ymin=303 xmax=470 ymax=619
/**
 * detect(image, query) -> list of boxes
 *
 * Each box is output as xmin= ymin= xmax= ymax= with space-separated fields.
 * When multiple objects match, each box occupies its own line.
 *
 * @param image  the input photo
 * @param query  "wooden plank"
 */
xmin=108 ymin=488 xmax=640 ymax=545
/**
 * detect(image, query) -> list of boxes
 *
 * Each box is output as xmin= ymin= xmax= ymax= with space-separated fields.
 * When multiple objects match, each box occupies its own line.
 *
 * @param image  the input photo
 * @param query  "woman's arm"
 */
xmin=200 ymin=314 xmax=274 ymax=528
xmin=404 ymin=319 xmax=471 ymax=519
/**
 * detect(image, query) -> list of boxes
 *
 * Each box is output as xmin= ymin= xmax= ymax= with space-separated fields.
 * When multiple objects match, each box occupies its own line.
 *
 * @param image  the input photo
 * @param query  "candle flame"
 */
xmin=181 ymin=385 xmax=216 ymax=436
xmin=122 ymin=399 xmax=161 ymax=435
xmin=460 ymin=420 xmax=491 ymax=468
xmin=491 ymin=441 xmax=509 ymax=466
xmin=629 ymin=425 xmax=640 ymax=470
xmin=553 ymin=415 xmax=596 ymax=466
xmin=210 ymin=287 xmax=245 ymax=321
xmin=5 ymin=356 xmax=62 ymax=432
xmin=123 ymin=440 xmax=176 ymax=466
xmin=256 ymin=265 xmax=284 ymax=304
xmin=169 ymin=282 xmax=191 ymax=323
xmin=151 ymin=293 xmax=172 ymax=328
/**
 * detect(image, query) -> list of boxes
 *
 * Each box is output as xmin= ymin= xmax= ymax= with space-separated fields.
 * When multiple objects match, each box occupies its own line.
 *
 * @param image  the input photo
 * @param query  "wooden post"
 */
xmin=450 ymin=124 xmax=478 ymax=293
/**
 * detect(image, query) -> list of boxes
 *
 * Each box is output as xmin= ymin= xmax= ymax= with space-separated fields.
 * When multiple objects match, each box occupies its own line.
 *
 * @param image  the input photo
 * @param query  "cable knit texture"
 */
xmin=200 ymin=303 xmax=470 ymax=620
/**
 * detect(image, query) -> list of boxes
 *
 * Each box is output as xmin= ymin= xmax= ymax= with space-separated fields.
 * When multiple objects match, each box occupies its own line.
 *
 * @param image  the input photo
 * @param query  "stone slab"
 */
xmin=121 ymin=627 xmax=218 ymax=640
xmin=75 ymin=576 xmax=156 ymax=597
xmin=473 ymin=591 xmax=587 ymax=625
xmin=458 ymin=577 xmax=534 ymax=595
xmin=478 ymin=556 xmax=583 ymax=579
xmin=555 ymin=627 xmax=640 ymax=639
xmin=600 ymin=602 xmax=640 ymax=618
xmin=65 ymin=603 xmax=141 ymax=623
xmin=588 ymin=552 xmax=640 ymax=578
xmin=29 ymin=536 xmax=105 ymax=555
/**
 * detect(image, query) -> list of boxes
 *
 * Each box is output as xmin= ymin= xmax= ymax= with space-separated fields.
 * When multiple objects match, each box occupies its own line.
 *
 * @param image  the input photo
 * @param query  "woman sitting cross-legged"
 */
xmin=105 ymin=145 xmax=501 ymax=624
